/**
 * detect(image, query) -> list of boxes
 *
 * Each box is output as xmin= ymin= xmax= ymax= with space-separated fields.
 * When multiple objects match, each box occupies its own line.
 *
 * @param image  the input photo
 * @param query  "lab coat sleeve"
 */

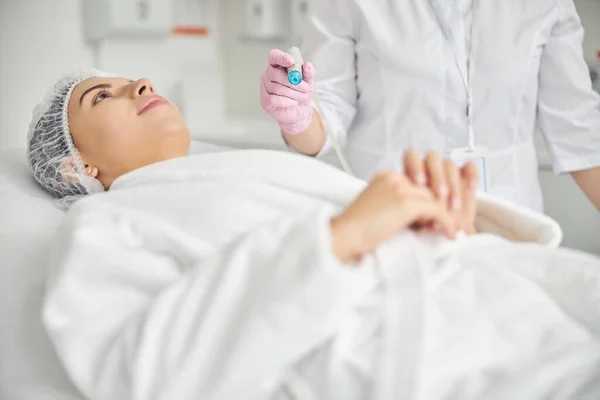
xmin=537 ymin=0 xmax=600 ymax=174
xmin=42 ymin=205 xmax=373 ymax=400
xmin=302 ymin=0 xmax=359 ymax=157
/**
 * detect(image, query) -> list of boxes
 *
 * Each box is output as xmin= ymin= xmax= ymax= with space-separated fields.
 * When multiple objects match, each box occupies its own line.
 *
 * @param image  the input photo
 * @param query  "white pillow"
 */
xmin=189 ymin=140 xmax=233 ymax=155
xmin=0 ymin=148 xmax=81 ymax=399
xmin=0 ymin=141 xmax=233 ymax=399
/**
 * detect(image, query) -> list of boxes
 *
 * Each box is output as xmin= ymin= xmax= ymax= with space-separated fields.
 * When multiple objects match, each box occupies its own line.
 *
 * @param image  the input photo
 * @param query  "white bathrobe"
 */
xmin=42 ymin=150 xmax=600 ymax=400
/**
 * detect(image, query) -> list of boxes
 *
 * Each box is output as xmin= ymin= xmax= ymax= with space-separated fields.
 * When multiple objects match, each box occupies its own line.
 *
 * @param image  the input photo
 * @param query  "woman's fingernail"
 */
xmin=452 ymin=195 xmax=462 ymax=211
xmin=470 ymin=179 xmax=478 ymax=190
xmin=415 ymin=173 xmax=426 ymax=186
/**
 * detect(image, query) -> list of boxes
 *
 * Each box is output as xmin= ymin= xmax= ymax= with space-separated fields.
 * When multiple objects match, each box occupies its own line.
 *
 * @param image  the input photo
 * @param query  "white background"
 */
xmin=0 ymin=0 xmax=599 ymax=253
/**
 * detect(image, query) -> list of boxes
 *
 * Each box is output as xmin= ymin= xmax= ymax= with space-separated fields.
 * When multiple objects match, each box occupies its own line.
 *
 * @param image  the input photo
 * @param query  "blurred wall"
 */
xmin=220 ymin=0 xmax=600 ymax=116
xmin=0 ymin=0 xmax=217 ymax=150
xmin=2 ymin=0 xmax=598 ymax=146
xmin=0 ymin=0 xmax=92 ymax=149
xmin=219 ymin=1 xmax=282 ymax=118
xmin=578 ymin=0 xmax=600 ymax=61
xmin=0 ymin=0 xmax=599 ymax=253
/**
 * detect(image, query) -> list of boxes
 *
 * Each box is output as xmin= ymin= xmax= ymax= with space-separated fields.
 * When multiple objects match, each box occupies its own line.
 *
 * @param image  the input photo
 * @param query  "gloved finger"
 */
xmin=425 ymin=152 xmax=448 ymax=203
xmin=302 ymin=62 xmax=316 ymax=85
xmin=403 ymin=149 xmax=426 ymax=186
xmin=263 ymin=79 xmax=312 ymax=104
xmin=443 ymin=160 xmax=461 ymax=213
xmin=260 ymin=84 xmax=299 ymax=110
xmin=267 ymin=65 xmax=312 ymax=93
xmin=268 ymin=49 xmax=294 ymax=68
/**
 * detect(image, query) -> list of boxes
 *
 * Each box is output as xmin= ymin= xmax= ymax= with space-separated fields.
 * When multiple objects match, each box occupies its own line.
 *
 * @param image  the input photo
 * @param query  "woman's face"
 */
xmin=68 ymin=77 xmax=190 ymax=189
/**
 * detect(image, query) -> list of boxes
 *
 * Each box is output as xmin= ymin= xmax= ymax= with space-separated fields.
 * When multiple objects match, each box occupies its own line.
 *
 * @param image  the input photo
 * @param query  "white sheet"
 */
xmin=0 ymin=148 xmax=79 ymax=400
xmin=0 ymin=142 xmax=232 ymax=400
xmin=41 ymin=150 xmax=600 ymax=400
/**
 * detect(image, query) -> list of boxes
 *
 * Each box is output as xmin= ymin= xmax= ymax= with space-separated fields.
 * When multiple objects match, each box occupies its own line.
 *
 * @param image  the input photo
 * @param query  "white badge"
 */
xmin=450 ymin=146 xmax=489 ymax=192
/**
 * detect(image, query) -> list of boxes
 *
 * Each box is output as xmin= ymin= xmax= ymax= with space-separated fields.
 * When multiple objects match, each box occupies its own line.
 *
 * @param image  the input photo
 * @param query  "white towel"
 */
xmin=42 ymin=150 xmax=599 ymax=400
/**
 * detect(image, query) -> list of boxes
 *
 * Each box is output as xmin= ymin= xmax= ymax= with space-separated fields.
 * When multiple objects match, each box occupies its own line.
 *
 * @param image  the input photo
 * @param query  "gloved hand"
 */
xmin=260 ymin=49 xmax=315 ymax=135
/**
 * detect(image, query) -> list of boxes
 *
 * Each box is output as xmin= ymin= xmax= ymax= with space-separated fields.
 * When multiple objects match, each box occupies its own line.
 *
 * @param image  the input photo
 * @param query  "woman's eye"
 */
xmin=93 ymin=92 xmax=110 ymax=105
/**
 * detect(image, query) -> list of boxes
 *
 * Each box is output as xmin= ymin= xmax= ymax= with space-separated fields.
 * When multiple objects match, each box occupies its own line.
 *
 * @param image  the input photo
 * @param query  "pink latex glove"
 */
xmin=260 ymin=49 xmax=315 ymax=135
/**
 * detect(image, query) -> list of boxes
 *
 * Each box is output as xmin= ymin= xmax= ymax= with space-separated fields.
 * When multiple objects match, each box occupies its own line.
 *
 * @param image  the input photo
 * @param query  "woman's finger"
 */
xmin=462 ymin=161 xmax=479 ymax=190
xmin=389 ymin=173 xmax=435 ymax=232
xmin=460 ymin=162 xmax=479 ymax=231
xmin=405 ymin=184 xmax=450 ymax=234
xmin=403 ymin=149 xmax=426 ymax=186
xmin=387 ymin=172 xmax=435 ymax=202
xmin=406 ymin=183 xmax=436 ymax=202
xmin=425 ymin=152 xmax=447 ymax=202
xmin=444 ymin=159 xmax=462 ymax=213
xmin=402 ymin=199 xmax=456 ymax=239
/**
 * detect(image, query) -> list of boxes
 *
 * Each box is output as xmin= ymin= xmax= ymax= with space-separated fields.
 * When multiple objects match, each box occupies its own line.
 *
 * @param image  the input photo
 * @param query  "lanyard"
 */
xmin=429 ymin=0 xmax=480 ymax=150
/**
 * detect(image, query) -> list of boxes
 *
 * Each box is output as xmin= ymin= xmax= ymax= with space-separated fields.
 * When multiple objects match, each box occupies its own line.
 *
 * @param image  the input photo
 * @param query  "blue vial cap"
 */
xmin=288 ymin=70 xmax=303 ymax=86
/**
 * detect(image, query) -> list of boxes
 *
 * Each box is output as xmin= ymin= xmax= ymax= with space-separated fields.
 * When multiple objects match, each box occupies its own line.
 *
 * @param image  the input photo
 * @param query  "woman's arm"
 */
xmin=281 ymin=106 xmax=327 ymax=156
xmin=537 ymin=0 xmax=600 ymax=210
xmin=286 ymin=0 xmax=359 ymax=156
xmin=572 ymin=167 xmax=600 ymax=211
xmin=43 ymin=205 xmax=376 ymax=400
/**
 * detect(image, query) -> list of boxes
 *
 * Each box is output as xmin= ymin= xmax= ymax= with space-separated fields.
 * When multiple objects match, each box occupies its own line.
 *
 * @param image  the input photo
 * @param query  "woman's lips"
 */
xmin=138 ymin=95 xmax=169 ymax=115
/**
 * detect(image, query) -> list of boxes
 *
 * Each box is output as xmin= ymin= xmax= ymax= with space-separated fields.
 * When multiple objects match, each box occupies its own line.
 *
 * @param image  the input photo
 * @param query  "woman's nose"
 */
xmin=131 ymin=78 xmax=155 ymax=98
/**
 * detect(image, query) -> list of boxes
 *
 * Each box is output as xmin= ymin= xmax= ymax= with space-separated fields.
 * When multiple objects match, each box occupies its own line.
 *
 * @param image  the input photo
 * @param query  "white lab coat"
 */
xmin=305 ymin=0 xmax=600 ymax=211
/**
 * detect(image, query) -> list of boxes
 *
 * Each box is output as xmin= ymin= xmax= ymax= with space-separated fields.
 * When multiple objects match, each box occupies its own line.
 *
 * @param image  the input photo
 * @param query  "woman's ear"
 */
xmin=84 ymin=164 xmax=99 ymax=178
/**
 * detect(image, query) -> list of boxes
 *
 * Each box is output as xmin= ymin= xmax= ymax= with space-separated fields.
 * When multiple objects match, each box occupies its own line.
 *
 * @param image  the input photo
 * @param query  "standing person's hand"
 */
xmin=260 ymin=49 xmax=315 ymax=135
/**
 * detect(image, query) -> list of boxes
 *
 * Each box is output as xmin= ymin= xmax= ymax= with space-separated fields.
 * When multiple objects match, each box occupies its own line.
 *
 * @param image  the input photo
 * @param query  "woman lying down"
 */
xmin=29 ymin=70 xmax=600 ymax=400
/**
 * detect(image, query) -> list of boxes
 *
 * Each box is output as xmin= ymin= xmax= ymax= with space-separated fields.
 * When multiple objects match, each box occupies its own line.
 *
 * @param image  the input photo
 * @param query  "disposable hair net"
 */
xmin=27 ymin=69 xmax=112 ymax=209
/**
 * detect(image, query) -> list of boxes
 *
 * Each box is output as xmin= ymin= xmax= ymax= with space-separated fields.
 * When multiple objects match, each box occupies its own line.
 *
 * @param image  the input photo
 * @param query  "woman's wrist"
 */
xmin=280 ymin=108 xmax=314 ymax=135
xmin=465 ymin=223 xmax=477 ymax=235
xmin=281 ymin=110 xmax=327 ymax=156
xmin=330 ymin=217 xmax=362 ymax=263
